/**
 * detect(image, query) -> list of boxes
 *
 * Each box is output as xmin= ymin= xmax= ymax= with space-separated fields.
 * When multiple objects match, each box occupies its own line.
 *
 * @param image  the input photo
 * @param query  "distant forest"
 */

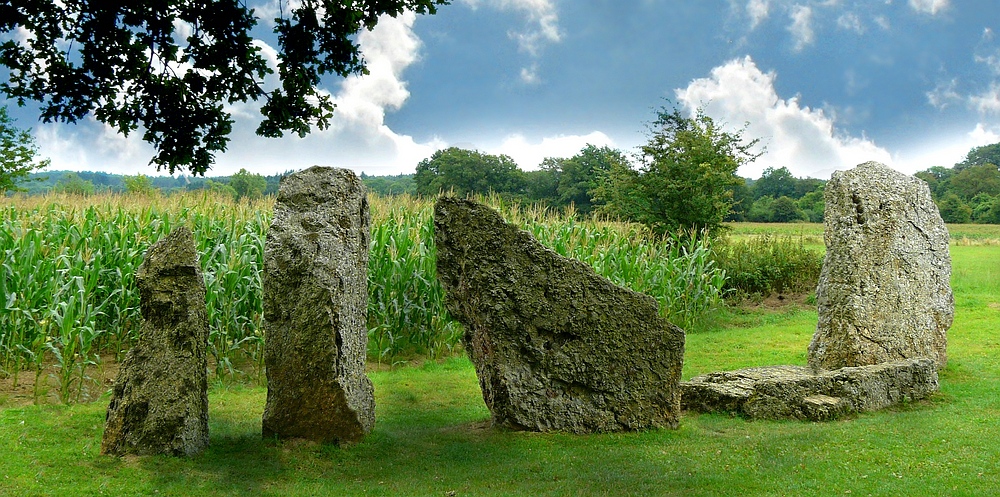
xmin=12 ymin=140 xmax=1000 ymax=224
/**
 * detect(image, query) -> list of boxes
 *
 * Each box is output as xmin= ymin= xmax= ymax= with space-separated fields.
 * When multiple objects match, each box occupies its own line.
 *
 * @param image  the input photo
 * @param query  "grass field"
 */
xmin=1 ymin=215 xmax=998 ymax=495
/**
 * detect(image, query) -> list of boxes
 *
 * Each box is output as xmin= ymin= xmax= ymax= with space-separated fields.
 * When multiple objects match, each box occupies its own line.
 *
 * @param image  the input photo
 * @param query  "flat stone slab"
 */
xmin=681 ymin=358 xmax=938 ymax=421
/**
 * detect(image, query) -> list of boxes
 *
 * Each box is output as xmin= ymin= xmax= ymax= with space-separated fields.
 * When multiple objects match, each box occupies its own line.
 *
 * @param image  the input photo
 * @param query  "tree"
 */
xmin=753 ymin=166 xmax=797 ymax=200
xmin=229 ymin=168 xmax=267 ymax=200
xmin=956 ymin=143 xmax=1000 ymax=171
xmin=55 ymin=172 xmax=95 ymax=196
xmin=0 ymin=105 xmax=49 ymax=194
xmin=951 ymin=163 xmax=1000 ymax=201
xmin=938 ymin=194 xmax=972 ymax=224
xmin=770 ymin=195 xmax=807 ymax=223
xmin=0 ymin=1 xmax=449 ymax=175
xmin=607 ymin=105 xmax=761 ymax=235
xmin=122 ymin=174 xmax=156 ymax=195
xmin=414 ymin=147 xmax=525 ymax=197
xmin=553 ymin=145 xmax=631 ymax=215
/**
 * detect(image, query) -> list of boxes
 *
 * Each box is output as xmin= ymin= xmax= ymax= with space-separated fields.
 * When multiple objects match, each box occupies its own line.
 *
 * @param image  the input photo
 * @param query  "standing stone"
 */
xmin=102 ymin=226 xmax=209 ymax=457
xmin=808 ymin=161 xmax=953 ymax=370
xmin=434 ymin=197 xmax=686 ymax=433
xmin=261 ymin=166 xmax=375 ymax=445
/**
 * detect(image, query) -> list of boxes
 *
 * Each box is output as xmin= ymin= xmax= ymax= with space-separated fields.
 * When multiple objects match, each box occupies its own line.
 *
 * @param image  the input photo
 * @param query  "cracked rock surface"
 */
xmin=434 ymin=197 xmax=685 ymax=433
xmin=808 ymin=161 xmax=953 ymax=370
xmin=682 ymin=358 xmax=939 ymax=421
xmin=261 ymin=166 xmax=375 ymax=445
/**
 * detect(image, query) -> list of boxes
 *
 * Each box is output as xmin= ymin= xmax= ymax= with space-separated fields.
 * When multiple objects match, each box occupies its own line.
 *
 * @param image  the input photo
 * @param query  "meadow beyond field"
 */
xmin=2 ymin=193 xmax=999 ymax=496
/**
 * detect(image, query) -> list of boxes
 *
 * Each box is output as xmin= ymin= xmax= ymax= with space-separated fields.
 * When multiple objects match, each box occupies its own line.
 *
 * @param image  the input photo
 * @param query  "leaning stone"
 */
xmin=101 ymin=226 xmax=210 ymax=457
xmin=808 ymin=161 xmax=953 ymax=370
xmin=434 ymin=197 xmax=685 ymax=433
xmin=261 ymin=166 xmax=375 ymax=445
xmin=681 ymin=358 xmax=938 ymax=421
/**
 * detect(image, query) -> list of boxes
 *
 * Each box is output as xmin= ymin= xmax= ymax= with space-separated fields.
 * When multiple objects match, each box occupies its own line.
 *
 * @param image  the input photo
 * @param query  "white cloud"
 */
xmin=892 ymin=124 xmax=1000 ymax=172
xmin=836 ymin=12 xmax=864 ymax=34
xmin=908 ymin=0 xmax=949 ymax=15
xmin=747 ymin=0 xmax=771 ymax=29
xmin=520 ymin=64 xmax=541 ymax=85
xmin=926 ymin=78 xmax=961 ymax=110
xmin=33 ymin=11 xmax=447 ymax=177
xmin=489 ymin=131 xmax=616 ymax=169
xmin=459 ymin=0 xmax=560 ymax=83
xmin=674 ymin=56 xmax=892 ymax=179
xmin=460 ymin=0 xmax=561 ymax=55
xmin=969 ymin=83 xmax=1000 ymax=115
xmin=788 ymin=5 xmax=815 ymax=52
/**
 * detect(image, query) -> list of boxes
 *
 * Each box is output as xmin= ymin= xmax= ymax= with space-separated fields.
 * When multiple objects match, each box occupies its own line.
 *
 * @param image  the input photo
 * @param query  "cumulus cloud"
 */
xmin=908 ymin=0 xmax=949 ymax=15
xmin=489 ymin=131 xmax=616 ymax=169
xmin=788 ymin=5 xmax=815 ymax=51
xmin=674 ymin=56 xmax=892 ymax=179
xmin=35 ymin=11 xmax=446 ymax=177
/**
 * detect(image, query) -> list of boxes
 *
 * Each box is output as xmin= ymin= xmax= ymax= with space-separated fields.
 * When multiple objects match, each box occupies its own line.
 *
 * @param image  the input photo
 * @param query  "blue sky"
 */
xmin=5 ymin=0 xmax=1000 ymax=179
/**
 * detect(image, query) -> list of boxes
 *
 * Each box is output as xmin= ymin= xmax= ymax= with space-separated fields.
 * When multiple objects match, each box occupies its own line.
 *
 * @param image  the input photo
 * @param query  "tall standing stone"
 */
xmin=434 ymin=197 xmax=686 ymax=433
xmin=808 ymin=161 xmax=953 ymax=370
xmin=102 ymin=226 xmax=210 ymax=457
xmin=261 ymin=166 xmax=375 ymax=444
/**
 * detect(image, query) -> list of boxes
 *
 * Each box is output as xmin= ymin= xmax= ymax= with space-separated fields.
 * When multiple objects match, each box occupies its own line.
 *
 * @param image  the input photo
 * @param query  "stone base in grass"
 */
xmin=681 ymin=358 xmax=938 ymax=421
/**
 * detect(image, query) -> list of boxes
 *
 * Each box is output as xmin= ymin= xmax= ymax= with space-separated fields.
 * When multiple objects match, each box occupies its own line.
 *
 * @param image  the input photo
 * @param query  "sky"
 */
xmin=4 ymin=0 xmax=1000 ymax=180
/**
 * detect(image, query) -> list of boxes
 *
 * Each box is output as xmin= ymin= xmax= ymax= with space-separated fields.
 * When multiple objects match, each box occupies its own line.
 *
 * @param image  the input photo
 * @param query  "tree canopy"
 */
xmin=597 ymin=105 xmax=762 ymax=235
xmin=0 ymin=104 xmax=49 ymax=194
xmin=415 ymin=147 xmax=525 ymax=197
xmin=0 ymin=0 xmax=449 ymax=175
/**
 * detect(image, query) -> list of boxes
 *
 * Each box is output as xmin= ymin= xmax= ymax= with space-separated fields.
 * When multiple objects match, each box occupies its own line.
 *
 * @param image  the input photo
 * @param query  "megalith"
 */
xmin=808 ymin=161 xmax=953 ymax=370
xmin=682 ymin=358 xmax=939 ymax=421
xmin=102 ymin=226 xmax=210 ymax=457
xmin=434 ymin=197 xmax=686 ymax=433
xmin=261 ymin=166 xmax=375 ymax=445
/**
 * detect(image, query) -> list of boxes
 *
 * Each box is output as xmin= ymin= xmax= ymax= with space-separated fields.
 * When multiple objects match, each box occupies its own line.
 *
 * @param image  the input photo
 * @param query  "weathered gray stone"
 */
xmin=808 ymin=161 xmax=953 ymax=370
xmin=102 ymin=226 xmax=209 ymax=457
xmin=261 ymin=166 xmax=374 ymax=445
xmin=434 ymin=197 xmax=686 ymax=433
xmin=681 ymin=358 xmax=938 ymax=421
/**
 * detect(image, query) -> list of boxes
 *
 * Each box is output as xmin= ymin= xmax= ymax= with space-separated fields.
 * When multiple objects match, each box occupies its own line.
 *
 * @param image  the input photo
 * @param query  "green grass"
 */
xmin=2 ymin=236 xmax=999 ymax=495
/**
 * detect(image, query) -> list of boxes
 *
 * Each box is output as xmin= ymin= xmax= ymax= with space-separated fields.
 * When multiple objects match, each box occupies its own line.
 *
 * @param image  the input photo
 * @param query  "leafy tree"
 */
xmin=0 ymin=105 xmax=49 ymax=194
xmin=746 ymin=196 xmax=774 ymax=222
xmin=55 ymin=172 xmax=95 ymax=196
xmin=204 ymin=179 xmax=237 ymax=200
xmin=523 ymin=166 xmax=559 ymax=206
xmin=724 ymin=178 xmax=753 ymax=222
xmin=797 ymin=187 xmax=825 ymax=223
xmin=938 ymin=194 xmax=972 ymax=224
xmin=415 ymin=147 xmax=525 ymax=197
xmin=122 ymin=174 xmax=155 ymax=195
xmin=753 ymin=166 xmax=797 ymax=200
xmin=770 ymin=195 xmax=807 ymax=223
xmin=604 ymin=105 xmax=761 ymax=235
xmin=915 ymin=166 xmax=953 ymax=200
xmin=554 ymin=145 xmax=631 ymax=215
xmin=0 ymin=0 xmax=449 ymax=175
xmin=229 ymin=168 xmax=267 ymax=200
xmin=951 ymin=163 xmax=1000 ymax=201
xmin=956 ymin=143 xmax=1000 ymax=171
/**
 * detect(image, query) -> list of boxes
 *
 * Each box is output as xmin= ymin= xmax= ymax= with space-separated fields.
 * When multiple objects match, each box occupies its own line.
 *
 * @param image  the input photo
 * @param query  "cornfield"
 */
xmin=1 ymin=191 xmax=728 ymax=402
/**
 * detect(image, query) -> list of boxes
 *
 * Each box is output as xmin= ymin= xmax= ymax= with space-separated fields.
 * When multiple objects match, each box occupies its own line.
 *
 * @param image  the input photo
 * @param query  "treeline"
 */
xmin=914 ymin=143 xmax=1000 ymax=224
xmin=410 ymin=144 xmax=827 ymax=224
xmin=20 ymin=169 xmax=292 ymax=199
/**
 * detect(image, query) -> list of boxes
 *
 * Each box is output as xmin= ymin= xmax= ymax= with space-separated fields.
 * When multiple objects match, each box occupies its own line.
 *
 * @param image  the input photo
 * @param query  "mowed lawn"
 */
xmin=1 ymin=224 xmax=998 ymax=496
